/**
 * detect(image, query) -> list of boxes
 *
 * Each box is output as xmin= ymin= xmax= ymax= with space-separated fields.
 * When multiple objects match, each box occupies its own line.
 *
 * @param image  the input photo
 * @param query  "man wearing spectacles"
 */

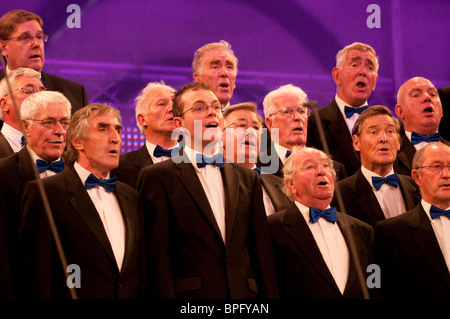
xmin=0 ymin=90 xmax=71 ymax=294
xmin=333 ymin=105 xmax=421 ymax=227
xmin=137 ymin=82 xmax=279 ymax=299
xmin=394 ymin=76 xmax=450 ymax=176
xmin=307 ymin=42 xmax=379 ymax=177
xmin=374 ymin=142 xmax=450 ymax=298
xmin=0 ymin=10 xmax=89 ymax=124
xmin=114 ymin=81 xmax=178 ymax=188
xmin=222 ymin=102 xmax=292 ymax=216
xmin=261 ymin=84 xmax=346 ymax=180
xmin=0 ymin=67 xmax=44 ymax=157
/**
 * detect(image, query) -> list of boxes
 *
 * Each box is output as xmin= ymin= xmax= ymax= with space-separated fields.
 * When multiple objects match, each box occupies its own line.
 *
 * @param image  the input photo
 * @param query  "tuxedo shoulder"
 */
xmin=375 ymin=206 xmax=421 ymax=229
xmin=119 ymin=149 xmax=138 ymax=163
xmin=338 ymin=211 xmax=372 ymax=230
xmin=43 ymin=72 xmax=85 ymax=88
xmin=0 ymin=152 xmax=19 ymax=170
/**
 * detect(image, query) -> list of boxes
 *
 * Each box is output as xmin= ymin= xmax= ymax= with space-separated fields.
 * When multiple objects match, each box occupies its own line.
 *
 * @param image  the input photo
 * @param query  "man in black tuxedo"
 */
xmin=19 ymin=103 xmax=145 ymax=299
xmin=374 ymin=142 xmax=450 ymax=298
xmin=0 ymin=67 xmax=44 ymax=157
xmin=222 ymin=102 xmax=292 ymax=215
xmin=394 ymin=76 xmax=450 ymax=176
xmin=307 ymin=42 xmax=379 ymax=176
xmin=268 ymin=147 xmax=375 ymax=298
xmin=260 ymin=83 xmax=346 ymax=180
xmin=333 ymin=105 xmax=421 ymax=227
xmin=0 ymin=9 xmax=88 ymax=123
xmin=438 ymin=86 xmax=450 ymax=141
xmin=114 ymin=81 xmax=178 ymax=188
xmin=137 ymin=82 xmax=278 ymax=299
xmin=0 ymin=90 xmax=71 ymax=294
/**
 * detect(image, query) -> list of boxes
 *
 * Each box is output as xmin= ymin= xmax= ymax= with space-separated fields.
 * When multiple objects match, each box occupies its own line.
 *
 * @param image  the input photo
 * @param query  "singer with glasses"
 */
xmin=0 ymin=90 xmax=71 ymax=295
xmin=267 ymin=147 xmax=375 ymax=299
xmin=0 ymin=9 xmax=89 ymax=121
xmin=394 ymin=76 xmax=450 ymax=176
xmin=0 ymin=67 xmax=45 ymax=158
xmin=19 ymin=103 xmax=146 ymax=299
xmin=333 ymin=105 xmax=421 ymax=227
xmin=374 ymin=142 xmax=450 ymax=299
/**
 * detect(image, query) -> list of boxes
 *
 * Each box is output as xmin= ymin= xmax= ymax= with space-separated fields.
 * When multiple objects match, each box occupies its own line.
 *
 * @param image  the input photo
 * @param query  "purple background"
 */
xmin=3 ymin=0 xmax=450 ymax=153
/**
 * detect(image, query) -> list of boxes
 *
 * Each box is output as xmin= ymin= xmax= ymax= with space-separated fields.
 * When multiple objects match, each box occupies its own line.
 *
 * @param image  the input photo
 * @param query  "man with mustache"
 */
xmin=192 ymin=40 xmax=237 ymax=109
xmin=374 ymin=142 xmax=450 ymax=298
xmin=394 ymin=76 xmax=450 ymax=175
xmin=19 ymin=103 xmax=145 ymax=298
xmin=307 ymin=42 xmax=379 ymax=176
xmin=333 ymin=105 xmax=421 ymax=227
xmin=0 ymin=90 xmax=71 ymax=294
xmin=0 ymin=9 xmax=89 ymax=126
xmin=138 ymin=82 xmax=278 ymax=299
xmin=114 ymin=81 xmax=178 ymax=188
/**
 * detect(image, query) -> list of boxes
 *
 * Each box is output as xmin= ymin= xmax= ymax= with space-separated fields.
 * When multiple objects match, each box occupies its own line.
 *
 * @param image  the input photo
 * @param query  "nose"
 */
xmin=442 ymin=165 xmax=450 ymax=176
xmin=53 ymin=120 xmax=66 ymax=135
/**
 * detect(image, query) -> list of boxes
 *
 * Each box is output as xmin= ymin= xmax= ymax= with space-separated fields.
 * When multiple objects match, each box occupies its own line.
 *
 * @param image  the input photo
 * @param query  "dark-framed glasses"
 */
xmin=4 ymin=84 xmax=46 ymax=97
xmin=179 ymin=103 xmax=223 ymax=117
xmin=6 ymin=34 xmax=49 ymax=44
xmin=269 ymin=107 xmax=311 ymax=118
xmin=416 ymin=164 xmax=450 ymax=174
xmin=28 ymin=118 xmax=70 ymax=130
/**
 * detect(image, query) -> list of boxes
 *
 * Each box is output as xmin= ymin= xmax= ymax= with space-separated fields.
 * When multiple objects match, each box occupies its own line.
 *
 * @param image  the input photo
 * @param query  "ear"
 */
xmin=411 ymin=169 xmax=421 ymax=187
xmin=352 ymin=134 xmax=361 ymax=152
xmin=284 ymin=178 xmax=296 ymax=197
xmin=0 ymin=98 xmax=9 ymax=114
xmin=137 ymin=113 xmax=147 ymax=128
xmin=265 ymin=117 xmax=272 ymax=131
xmin=70 ymin=136 xmax=84 ymax=152
xmin=332 ymin=67 xmax=341 ymax=86
xmin=0 ymin=40 xmax=8 ymax=58
xmin=193 ymin=72 xmax=201 ymax=83
xmin=173 ymin=116 xmax=184 ymax=129
xmin=394 ymin=104 xmax=404 ymax=120
xmin=22 ymin=119 xmax=30 ymax=136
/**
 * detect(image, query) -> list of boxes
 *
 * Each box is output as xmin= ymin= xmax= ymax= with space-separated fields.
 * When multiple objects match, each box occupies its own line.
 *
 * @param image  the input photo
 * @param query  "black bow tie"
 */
xmin=196 ymin=153 xmax=225 ymax=168
xmin=36 ymin=159 xmax=64 ymax=174
xmin=153 ymin=145 xmax=180 ymax=158
xmin=430 ymin=205 xmax=450 ymax=220
xmin=309 ymin=207 xmax=337 ymax=224
xmin=371 ymin=174 xmax=399 ymax=191
xmin=411 ymin=132 xmax=440 ymax=145
xmin=85 ymin=174 xmax=118 ymax=192
xmin=344 ymin=105 xmax=368 ymax=118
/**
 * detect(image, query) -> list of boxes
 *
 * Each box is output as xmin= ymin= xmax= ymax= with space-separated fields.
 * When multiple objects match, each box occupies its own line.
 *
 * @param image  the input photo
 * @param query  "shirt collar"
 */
xmin=360 ymin=165 xmax=395 ymax=190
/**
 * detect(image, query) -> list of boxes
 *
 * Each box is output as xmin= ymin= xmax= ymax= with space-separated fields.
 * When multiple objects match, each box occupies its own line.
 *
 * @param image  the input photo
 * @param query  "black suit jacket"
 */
xmin=260 ymin=173 xmax=292 ymax=213
xmin=258 ymin=141 xmax=347 ymax=181
xmin=268 ymin=204 xmax=374 ymax=299
xmin=438 ymin=86 xmax=450 ymax=141
xmin=307 ymin=98 xmax=361 ymax=176
xmin=333 ymin=169 xmax=421 ymax=227
xmin=113 ymin=145 xmax=154 ymax=188
xmin=0 ymin=133 xmax=13 ymax=158
xmin=137 ymin=152 xmax=279 ymax=299
xmin=18 ymin=165 xmax=145 ymax=299
xmin=393 ymin=131 xmax=450 ymax=176
xmin=374 ymin=204 xmax=450 ymax=298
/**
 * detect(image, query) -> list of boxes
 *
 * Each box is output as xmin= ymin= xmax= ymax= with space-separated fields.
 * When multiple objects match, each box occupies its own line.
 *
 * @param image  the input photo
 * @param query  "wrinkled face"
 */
xmin=353 ymin=114 xmax=400 ymax=172
xmin=1 ymin=75 xmax=44 ymax=127
xmin=194 ymin=49 xmax=237 ymax=106
xmin=75 ymin=112 xmax=122 ymax=178
xmin=412 ymin=144 xmax=450 ymax=208
xmin=395 ymin=77 xmax=443 ymax=135
xmin=265 ymin=93 xmax=308 ymax=149
xmin=139 ymin=87 xmax=175 ymax=136
xmin=223 ymin=109 xmax=261 ymax=164
xmin=1 ymin=20 xmax=45 ymax=71
xmin=333 ymin=49 xmax=378 ymax=107
xmin=24 ymin=102 xmax=69 ymax=162
xmin=286 ymin=149 xmax=335 ymax=209
xmin=174 ymin=89 xmax=224 ymax=152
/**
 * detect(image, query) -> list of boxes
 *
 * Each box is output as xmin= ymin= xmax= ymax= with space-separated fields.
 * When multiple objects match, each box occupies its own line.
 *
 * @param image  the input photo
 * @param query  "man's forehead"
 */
xmin=204 ymin=49 xmax=236 ymax=63
xmin=184 ymin=89 xmax=218 ymax=103
xmin=13 ymin=20 xmax=43 ymax=33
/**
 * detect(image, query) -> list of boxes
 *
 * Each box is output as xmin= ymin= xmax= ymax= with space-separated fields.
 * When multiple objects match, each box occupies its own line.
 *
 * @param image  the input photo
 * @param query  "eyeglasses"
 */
xmin=28 ymin=118 xmax=70 ymax=130
xmin=299 ymin=161 xmax=333 ymax=173
xmin=5 ymin=34 xmax=49 ymax=44
xmin=179 ymin=104 xmax=223 ymax=117
xmin=4 ymin=84 xmax=46 ymax=97
xmin=269 ymin=107 xmax=311 ymax=118
xmin=416 ymin=164 xmax=450 ymax=173
xmin=223 ymin=119 xmax=262 ymax=132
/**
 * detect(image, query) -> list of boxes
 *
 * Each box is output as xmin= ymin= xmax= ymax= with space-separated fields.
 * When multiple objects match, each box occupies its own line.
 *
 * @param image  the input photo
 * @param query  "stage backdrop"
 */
xmin=3 ymin=0 xmax=449 ymax=153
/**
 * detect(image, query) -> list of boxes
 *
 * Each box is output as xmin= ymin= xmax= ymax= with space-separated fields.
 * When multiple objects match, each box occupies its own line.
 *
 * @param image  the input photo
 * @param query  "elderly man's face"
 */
xmin=395 ymin=77 xmax=443 ymax=135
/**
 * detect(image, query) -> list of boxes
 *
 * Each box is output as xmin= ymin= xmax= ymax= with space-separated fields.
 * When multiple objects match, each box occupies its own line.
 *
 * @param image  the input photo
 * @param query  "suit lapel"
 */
xmin=283 ymin=205 xmax=340 ymax=292
xmin=134 ymin=145 xmax=153 ymax=169
xmin=64 ymin=167 xmax=117 ymax=267
xmin=398 ymin=175 xmax=420 ymax=210
xmin=222 ymin=164 xmax=239 ymax=245
xmin=17 ymin=148 xmax=37 ymax=192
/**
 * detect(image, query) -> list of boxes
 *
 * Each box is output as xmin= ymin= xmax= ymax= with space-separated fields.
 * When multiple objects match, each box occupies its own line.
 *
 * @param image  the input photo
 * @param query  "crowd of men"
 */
xmin=0 ymin=9 xmax=449 ymax=300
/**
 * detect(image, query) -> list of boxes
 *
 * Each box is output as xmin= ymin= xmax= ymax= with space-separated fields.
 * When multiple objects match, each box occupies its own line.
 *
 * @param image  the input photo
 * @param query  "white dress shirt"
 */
xmin=296 ymin=201 xmax=349 ymax=294
xmin=273 ymin=143 xmax=291 ymax=165
xmin=74 ymin=162 xmax=125 ymax=271
xmin=361 ymin=166 xmax=406 ymax=219
xmin=145 ymin=141 xmax=178 ymax=164
xmin=422 ymin=200 xmax=450 ymax=272
xmin=1 ymin=123 xmax=24 ymax=153
xmin=250 ymin=164 xmax=275 ymax=216
xmin=184 ymin=146 xmax=226 ymax=242
xmin=335 ymin=95 xmax=368 ymax=135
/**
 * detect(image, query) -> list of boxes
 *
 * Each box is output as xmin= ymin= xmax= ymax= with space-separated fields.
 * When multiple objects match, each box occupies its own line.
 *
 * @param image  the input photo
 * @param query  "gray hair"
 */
xmin=192 ymin=40 xmax=238 ymax=75
xmin=335 ymin=42 xmax=379 ymax=72
xmin=21 ymin=90 xmax=71 ymax=120
xmin=262 ymin=84 xmax=308 ymax=118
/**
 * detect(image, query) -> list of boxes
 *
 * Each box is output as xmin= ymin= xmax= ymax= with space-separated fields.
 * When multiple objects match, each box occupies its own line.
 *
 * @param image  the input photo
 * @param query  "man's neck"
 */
xmin=146 ymin=134 xmax=177 ymax=149
xmin=362 ymin=162 xmax=394 ymax=177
